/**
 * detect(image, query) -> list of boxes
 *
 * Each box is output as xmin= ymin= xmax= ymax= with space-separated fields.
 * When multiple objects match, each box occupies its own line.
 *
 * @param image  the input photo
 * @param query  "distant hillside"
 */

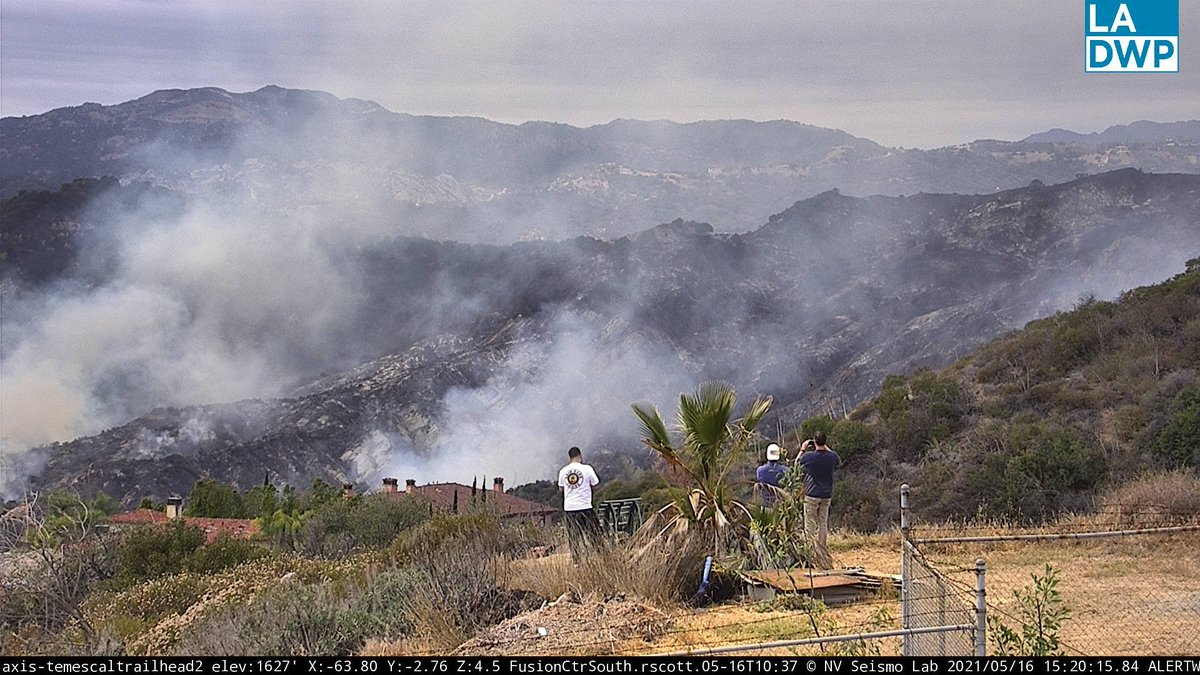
xmin=1024 ymin=120 xmax=1200 ymax=145
xmin=3 ymin=86 xmax=1198 ymax=241
xmin=14 ymin=170 xmax=1200 ymax=503
xmin=807 ymin=260 xmax=1200 ymax=528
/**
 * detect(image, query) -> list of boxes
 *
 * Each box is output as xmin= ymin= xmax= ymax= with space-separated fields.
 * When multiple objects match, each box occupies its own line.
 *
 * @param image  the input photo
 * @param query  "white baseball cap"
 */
xmin=766 ymin=443 xmax=781 ymax=460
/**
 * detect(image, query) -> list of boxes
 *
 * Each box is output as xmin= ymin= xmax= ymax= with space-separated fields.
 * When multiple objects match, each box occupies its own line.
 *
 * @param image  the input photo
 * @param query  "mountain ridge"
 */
xmin=4 ymin=86 xmax=1197 ymax=242
xmin=1023 ymin=119 xmax=1200 ymax=145
xmin=13 ymin=169 xmax=1200 ymax=502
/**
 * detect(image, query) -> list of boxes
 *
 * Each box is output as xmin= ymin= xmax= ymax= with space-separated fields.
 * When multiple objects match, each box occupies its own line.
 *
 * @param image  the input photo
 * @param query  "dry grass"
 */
xmin=504 ymin=536 xmax=707 ymax=606
xmin=629 ymin=596 xmax=903 ymax=656
xmin=360 ymin=636 xmax=461 ymax=657
xmin=1092 ymin=470 xmax=1200 ymax=528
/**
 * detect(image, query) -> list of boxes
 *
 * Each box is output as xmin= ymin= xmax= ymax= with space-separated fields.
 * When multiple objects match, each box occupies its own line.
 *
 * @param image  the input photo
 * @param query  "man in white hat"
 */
xmin=756 ymin=443 xmax=788 ymax=506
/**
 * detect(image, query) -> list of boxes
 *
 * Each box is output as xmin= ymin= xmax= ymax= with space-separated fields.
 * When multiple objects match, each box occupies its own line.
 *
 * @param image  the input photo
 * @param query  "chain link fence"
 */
xmin=902 ymin=539 xmax=980 ymax=656
xmin=900 ymin=484 xmax=985 ymax=656
xmin=905 ymin=486 xmax=1200 ymax=656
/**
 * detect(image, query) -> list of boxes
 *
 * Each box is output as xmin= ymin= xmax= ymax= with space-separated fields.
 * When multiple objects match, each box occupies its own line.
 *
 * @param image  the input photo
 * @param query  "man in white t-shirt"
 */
xmin=558 ymin=446 xmax=601 ymax=564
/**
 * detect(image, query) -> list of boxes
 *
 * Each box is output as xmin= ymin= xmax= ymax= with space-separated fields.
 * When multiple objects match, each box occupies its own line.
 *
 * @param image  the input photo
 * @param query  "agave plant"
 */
xmin=631 ymin=381 xmax=772 ymax=558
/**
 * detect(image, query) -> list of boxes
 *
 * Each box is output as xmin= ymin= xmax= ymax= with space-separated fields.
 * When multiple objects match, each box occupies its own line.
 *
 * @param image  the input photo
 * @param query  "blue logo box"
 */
xmin=1085 ymin=0 xmax=1179 ymax=72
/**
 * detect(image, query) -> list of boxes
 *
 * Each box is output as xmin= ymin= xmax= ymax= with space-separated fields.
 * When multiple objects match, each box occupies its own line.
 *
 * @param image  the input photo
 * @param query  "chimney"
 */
xmin=405 ymin=479 xmax=417 ymax=493
xmin=342 ymin=482 xmax=354 ymax=500
xmin=165 ymin=495 xmax=183 ymax=520
xmin=382 ymin=477 xmax=398 ymax=494
xmin=493 ymin=477 xmax=504 ymax=493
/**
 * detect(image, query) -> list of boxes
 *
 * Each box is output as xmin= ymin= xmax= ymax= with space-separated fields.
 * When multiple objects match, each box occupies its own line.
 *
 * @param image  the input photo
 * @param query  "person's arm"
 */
xmin=589 ymin=467 xmax=599 ymax=486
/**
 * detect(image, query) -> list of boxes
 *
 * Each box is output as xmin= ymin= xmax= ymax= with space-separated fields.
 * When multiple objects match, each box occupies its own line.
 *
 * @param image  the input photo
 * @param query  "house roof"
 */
xmin=109 ymin=509 xmax=261 ymax=543
xmin=398 ymin=483 xmax=559 ymax=518
xmin=109 ymin=509 xmax=169 ymax=526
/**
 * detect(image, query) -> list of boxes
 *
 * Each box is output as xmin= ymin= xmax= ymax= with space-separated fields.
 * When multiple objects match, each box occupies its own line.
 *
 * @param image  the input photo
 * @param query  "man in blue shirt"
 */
xmin=756 ymin=443 xmax=787 ymax=505
xmin=798 ymin=431 xmax=841 ymax=569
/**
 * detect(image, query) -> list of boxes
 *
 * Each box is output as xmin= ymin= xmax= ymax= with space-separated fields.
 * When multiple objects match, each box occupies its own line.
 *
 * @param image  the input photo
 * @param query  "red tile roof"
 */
xmin=396 ymin=483 xmax=559 ymax=519
xmin=109 ymin=509 xmax=169 ymax=526
xmin=109 ymin=509 xmax=261 ymax=543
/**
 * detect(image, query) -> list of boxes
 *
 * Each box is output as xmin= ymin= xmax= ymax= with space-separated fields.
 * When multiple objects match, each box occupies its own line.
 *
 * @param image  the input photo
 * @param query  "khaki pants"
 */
xmin=804 ymin=496 xmax=833 ymax=569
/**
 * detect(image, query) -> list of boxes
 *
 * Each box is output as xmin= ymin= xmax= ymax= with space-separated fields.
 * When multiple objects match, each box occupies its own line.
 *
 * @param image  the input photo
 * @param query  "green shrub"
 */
xmin=391 ymin=510 xmax=522 ymax=563
xmin=1112 ymin=404 xmax=1151 ymax=443
xmin=875 ymin=370 xmax=969 ymax=460
xmin=172 ymin=579 xmax=369 ymax=656
xmin=185 ymin=533 xmax=270 ymax=574
xmin=185 ymin=479 xmax=247 ymax=519
xmin=242 ymin=484 xmax=278 ymax=519
xmin=113 ymin=521 xmax=268 ymax=588
xmin=964 ymin=423 xmax=1105 ymax=520
xmin=639 ymin=486 xmax=676 ymax=515
xmin=1155 ymin=387 xmax=1200 ymax=468
xmin=116 ymin=521 xmax=206 ymax=585
xmin=346 ymin=567 xmax=426 ymax=640
xmin=796 ymin=416 xmax=871 ymax=461
xmin=297 ymin=494 xmax=430 ymax=558
xmin=830 ymin=419 xmax=873 ymax=459
xmin=168 ymin=557 xmax=526 ymax=656
xmin=300 ymin=479 xmax=343 ymax=511
xmin=507 ymin=479 xmax=559 ymax=507
xmin=798 ymin=415 xmax=836 ymax=441
xmin=831 ymin=478 xmax=881 ymax=532
xmin=1006 ymin=424 xmax=1105 ymax=491
xmin=990 ymin=564 xmax=1071 ymax=656
xmin=244 ymin=584 xmax=363 ymax=655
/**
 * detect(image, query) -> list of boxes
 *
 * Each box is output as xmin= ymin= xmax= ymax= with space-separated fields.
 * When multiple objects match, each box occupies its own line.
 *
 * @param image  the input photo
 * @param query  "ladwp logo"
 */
xmin=1086 ymin=0 xmax=1179 ymax=72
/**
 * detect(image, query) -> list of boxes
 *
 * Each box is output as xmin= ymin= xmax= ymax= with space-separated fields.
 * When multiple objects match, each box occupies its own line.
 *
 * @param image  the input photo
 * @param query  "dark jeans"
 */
xmin=564 ymin=508 xmax=601 ymax=563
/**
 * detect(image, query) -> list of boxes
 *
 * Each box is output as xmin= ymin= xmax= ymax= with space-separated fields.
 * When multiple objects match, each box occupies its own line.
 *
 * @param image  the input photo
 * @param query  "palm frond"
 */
xmin=740 ymin=394 xmax=774 ymax=432
xmin=678 ymin=381 xmax=736 ymax=480
xmin=632 ymin=402 xmax=672 ymax=448
xmin=678 ymin=381 xmax=736 ymax=447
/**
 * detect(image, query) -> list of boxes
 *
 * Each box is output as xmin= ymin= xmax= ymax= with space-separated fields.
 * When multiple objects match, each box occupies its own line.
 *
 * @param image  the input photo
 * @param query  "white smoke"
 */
xmin=380 ymin=311 xmax=697 ymax=487
xmin=0 ymin=196 xmax=367 ymax=495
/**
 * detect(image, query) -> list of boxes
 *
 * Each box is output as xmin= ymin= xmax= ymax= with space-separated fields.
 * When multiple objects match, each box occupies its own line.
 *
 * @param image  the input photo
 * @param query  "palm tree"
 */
xmin=632 ymin=381 xmax=772 ymax=558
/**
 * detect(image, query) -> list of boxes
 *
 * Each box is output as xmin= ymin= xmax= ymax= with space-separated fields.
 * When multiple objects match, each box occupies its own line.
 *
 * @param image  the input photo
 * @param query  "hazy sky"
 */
xmin=1 ymin=0 xmax=1197 ymax=147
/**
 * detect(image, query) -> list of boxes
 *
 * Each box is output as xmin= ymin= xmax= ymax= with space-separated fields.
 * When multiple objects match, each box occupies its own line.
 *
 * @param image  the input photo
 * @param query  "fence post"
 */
xmin=974 ymin=558 xmax=987 ymax=657
xmin=900 ymin=483 xmax=911 ymax=657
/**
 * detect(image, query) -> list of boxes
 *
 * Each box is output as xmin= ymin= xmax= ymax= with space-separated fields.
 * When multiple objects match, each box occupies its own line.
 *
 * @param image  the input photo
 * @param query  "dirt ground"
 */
xmin=454 ymin=593 xmax=672 ymax=656
xmin=483 ymin=529 xmax=1199 ymax=656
